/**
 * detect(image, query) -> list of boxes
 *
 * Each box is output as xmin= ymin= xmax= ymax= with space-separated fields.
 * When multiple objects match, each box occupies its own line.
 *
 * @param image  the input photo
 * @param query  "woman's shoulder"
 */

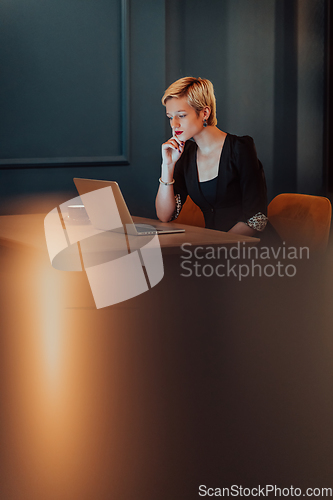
xmin=227 ymin=133 xmax=255 ymax=148
xmin=227 ymin=133 xmax=258 ymax=160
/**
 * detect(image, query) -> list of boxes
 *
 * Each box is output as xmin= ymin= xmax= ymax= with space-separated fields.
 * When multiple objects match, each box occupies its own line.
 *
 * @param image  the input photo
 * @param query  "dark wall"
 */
xmin=166 ymin=0 xmax=327 ymax=199
xmin=0 ymin=0 xmax=166 ymax=216
xmin=0 ymin=0 xmax=327 ymax=215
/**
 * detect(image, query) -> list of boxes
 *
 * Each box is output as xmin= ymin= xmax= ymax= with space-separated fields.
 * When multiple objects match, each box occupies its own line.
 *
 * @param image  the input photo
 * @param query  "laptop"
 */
xmin=73 ymin=178 xmax=185 ymax=236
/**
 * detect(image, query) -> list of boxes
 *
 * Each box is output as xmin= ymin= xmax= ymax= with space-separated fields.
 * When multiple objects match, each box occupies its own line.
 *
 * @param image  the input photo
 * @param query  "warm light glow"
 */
xmin=0 ymin=199 xmax=147 ymax=499
xmin=37 ymin=264 xmax=65 ymax=392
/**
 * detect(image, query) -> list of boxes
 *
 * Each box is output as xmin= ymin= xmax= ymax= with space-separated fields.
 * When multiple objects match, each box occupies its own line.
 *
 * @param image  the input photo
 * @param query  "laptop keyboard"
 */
xmin=135 ymin=224 xmax=157 ymax=234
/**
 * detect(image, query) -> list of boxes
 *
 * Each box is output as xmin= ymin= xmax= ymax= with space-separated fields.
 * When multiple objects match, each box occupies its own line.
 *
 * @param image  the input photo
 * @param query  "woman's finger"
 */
xmin=162 ymin=142 xmax=178 ymax=152
xmin=172 ymin=134 xmax=185 ymax=147
xmin=165 ymin=137 xmax=184 ymax=151
xmin=162 ymin=140 xmax=182 ymax=152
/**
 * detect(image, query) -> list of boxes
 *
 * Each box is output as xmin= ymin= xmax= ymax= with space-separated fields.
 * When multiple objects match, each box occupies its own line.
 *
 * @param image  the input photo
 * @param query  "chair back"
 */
xmin=173 ymin=196 xmax=205 ymax=228
xmin=267 ymin=193 xmax=332 ymax=252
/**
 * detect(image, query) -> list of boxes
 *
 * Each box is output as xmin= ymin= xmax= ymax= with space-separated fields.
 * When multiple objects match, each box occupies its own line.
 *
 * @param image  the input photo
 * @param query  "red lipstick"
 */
xmin=175 ymin=131 xmax=183 ymax=136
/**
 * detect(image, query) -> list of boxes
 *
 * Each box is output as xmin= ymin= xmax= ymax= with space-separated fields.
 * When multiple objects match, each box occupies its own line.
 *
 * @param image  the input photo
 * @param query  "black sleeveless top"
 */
xmin=199 ymin=177 xmax=218 ymax=206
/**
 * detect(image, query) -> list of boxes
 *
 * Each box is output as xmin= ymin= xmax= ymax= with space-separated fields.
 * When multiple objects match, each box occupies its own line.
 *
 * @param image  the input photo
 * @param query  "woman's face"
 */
xmin=165 ymin=96 xmax=204 ymax=141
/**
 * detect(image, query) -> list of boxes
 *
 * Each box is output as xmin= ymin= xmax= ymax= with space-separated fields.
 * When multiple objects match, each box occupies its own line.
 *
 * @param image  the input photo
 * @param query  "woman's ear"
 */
xmin=202 ymin=106 xmax=211 ymax=120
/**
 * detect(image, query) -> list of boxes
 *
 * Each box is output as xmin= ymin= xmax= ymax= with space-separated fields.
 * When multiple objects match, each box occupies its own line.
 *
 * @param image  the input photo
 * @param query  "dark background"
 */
xmin=0 ymin=0 xmax=330 ymax=216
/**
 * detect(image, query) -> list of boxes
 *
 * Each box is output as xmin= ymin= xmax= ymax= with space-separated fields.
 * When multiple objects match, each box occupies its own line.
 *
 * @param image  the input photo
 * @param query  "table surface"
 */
xmin=0 ymin=211 xmax=333 ymax=499
xmin=0 ymin=213 xmax=260 ymax=255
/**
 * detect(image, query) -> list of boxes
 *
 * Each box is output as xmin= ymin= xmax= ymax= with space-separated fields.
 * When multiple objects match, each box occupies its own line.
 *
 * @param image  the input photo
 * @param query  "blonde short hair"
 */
xmin=162 ymin=77 xmax=217 ymax=126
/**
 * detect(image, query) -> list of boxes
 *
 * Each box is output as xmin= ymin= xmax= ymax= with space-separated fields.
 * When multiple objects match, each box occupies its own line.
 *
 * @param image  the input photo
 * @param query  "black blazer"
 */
xmin=173 ymin=134 xmax=268 ymax=232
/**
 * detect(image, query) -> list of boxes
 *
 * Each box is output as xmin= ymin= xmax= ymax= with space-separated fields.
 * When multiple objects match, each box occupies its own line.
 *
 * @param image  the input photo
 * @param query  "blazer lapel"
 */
xmin=215 ymin=133 xmax=230 ymax=207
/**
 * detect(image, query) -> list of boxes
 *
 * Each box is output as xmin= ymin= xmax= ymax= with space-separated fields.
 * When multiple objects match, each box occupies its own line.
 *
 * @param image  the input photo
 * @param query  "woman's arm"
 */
xmin=228 ymin=221 xmax=257 ymax=236
xmin=155 ymin=168 xmax=176 ymax=222
xmin=228 ymin=136 xmax=268 ymax=236
xmin=155 ymin=135 xmax=185 ymax=222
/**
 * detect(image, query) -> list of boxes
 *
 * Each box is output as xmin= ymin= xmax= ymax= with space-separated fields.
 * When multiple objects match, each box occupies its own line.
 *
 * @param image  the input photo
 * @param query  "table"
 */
xmin=0 ymin=213 xmax=259 ymax=254
xmin=133 ymin=216 xmax=260 ymax=253
xmin=1 ymin=212 xmax=333 ymax=500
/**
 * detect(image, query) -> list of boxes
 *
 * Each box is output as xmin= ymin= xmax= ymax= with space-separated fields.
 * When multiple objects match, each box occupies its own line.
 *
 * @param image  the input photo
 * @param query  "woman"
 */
xmin=155 ymin=77 xmax=271 ymax=239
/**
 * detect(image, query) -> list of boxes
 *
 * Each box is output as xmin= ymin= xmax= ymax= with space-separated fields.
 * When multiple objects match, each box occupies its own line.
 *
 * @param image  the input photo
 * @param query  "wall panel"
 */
xmin=0 ymin=0 xmax=129 ymax=167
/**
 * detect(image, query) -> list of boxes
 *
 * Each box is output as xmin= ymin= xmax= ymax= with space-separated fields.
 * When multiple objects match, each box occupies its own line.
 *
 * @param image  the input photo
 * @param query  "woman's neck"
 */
xmin=193 ymin=126 xmax=227 ymax=155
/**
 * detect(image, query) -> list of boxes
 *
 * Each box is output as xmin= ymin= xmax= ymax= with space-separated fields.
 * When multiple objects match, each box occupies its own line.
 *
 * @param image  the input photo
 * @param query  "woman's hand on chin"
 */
xmin=161 ymin=135 xmax=185 ymax=167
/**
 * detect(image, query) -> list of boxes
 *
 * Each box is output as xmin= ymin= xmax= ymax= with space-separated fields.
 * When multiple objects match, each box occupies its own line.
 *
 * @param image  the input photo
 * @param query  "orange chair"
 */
xmin=173 ymin=195 xmax=205 ymax=228
xmin=267 ymin=193 xmax=332 ymax=252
